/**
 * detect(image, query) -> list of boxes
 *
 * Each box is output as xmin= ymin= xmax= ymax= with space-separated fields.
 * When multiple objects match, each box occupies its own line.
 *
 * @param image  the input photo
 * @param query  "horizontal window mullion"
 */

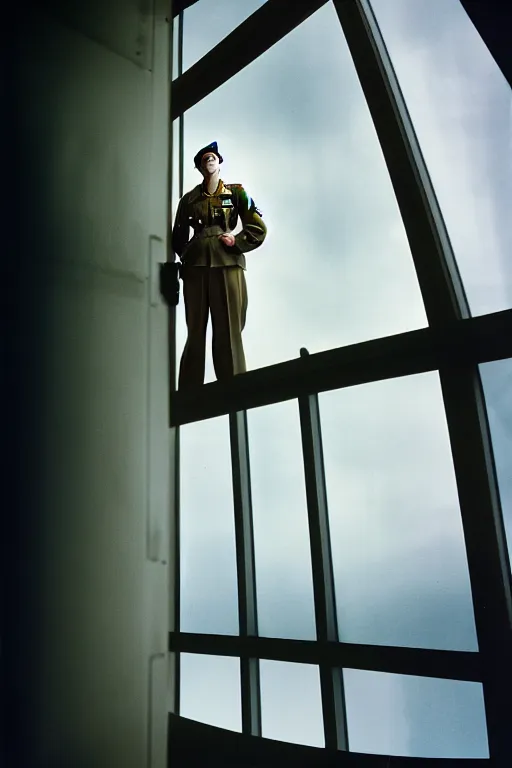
xmin=171 ymin=309 xmax=512 ymax=427
xmin=169 ymin=632 xmax=483 ymax=683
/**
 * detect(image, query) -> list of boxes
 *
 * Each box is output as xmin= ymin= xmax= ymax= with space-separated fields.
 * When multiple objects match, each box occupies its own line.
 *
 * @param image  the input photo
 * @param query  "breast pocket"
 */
xmin=190 ymin=200 xmax=209 ymax=227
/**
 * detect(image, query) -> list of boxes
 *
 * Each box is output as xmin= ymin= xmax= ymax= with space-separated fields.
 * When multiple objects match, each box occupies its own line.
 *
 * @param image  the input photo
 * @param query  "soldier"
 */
xmin=171 ymin=142 xmax=267 ymax=389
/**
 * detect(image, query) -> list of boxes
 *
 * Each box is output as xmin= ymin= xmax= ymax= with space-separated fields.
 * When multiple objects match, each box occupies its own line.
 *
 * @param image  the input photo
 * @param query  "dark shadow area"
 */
xmin=3 ymin=9 xmax=50 ymax=767
xmin=168 ymin=714 xmax=490 ymax=767
xmin=460 ymin=0 xmax=512 ymax=88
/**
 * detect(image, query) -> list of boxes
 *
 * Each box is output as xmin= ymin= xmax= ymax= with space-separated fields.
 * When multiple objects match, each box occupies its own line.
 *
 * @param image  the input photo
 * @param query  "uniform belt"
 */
xmin=193 ymin=225 xmax=225 ymax=239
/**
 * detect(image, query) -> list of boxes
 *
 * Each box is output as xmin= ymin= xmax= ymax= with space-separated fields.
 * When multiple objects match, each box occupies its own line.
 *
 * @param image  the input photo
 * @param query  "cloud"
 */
xmin=180 ymin=652 xmax=242 ymax=731
xmin=372 ymin=0 xmax=512 ymax=314
xmin=260 ymin=660 xmax=324 ymax=747
xmin=181 ymin=0 xmax=269 ymax=73
xmin=481 ymin=358 xmax=512 ymax=558
xmin=401 ymin=674 xmax=488 ymax=758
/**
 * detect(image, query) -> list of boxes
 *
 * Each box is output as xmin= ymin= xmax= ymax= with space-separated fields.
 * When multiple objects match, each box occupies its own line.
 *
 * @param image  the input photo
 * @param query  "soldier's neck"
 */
xmin=203 ymin=172 xmax=221 ymax=195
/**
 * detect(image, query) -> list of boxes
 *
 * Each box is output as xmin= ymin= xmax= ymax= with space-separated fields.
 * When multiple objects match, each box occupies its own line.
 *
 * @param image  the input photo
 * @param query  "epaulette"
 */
xmin=227 ymin=184 xmax=262 ymax=215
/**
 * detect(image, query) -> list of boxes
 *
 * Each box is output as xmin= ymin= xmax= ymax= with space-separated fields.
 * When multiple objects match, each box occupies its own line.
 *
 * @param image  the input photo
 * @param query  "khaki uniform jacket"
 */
xmin=172 ymin=179 xmax=267 ymax=269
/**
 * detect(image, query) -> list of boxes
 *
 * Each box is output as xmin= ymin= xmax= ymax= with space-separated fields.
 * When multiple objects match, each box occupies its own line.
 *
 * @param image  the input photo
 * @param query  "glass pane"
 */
xmin=371 ymin=0 xmax=512 ymax=316
xmin=249 ymin=401 xmax=316 ymax=640
xmin=180 ymin=417 xmax=239 ymax=635
xmin=320 ymin=372 xmax=478 ymax=651
xmin=180 ymin=653 xmax=241 ymax=731
xmin=481 ymin=358 xmax=512 ymax=568
xmin=178 ymin=0 xmax=426 ymax=379
xmin=344 ymin=668 xmax=488 ymax=758
xmin=171 ymin=14 xmax=180 ymax=80
xmin=260 ymin=660 xmax=324 ymax=747
xmin=182 ymin=0 xmax=269 ymax=73
xmin=171 ymin=119 xmax=181 ymax=219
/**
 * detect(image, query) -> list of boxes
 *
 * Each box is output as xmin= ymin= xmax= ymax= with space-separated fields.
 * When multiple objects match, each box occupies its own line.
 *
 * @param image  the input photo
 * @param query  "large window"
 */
xmin=170 ymin=1 xmax=512 ymax=762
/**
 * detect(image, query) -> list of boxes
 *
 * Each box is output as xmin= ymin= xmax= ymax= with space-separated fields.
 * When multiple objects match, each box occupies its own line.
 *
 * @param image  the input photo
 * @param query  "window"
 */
xmin=481 ymin=358 xmax=512 ymax=566
xmin=321 ymin=373 xmax=477 ymax=651
xmin=180 ymin=417 xmax=238 ymax=635
xmin=344 ymin=669 xmax=488 ymax=758
xmin=249 ymin=401 xmax=316 ymax=640
xmin=180 ymin=653 xmax=242 ymax=731
xmin=171 ymin=2 xmax=511 ymax=763
xmin=260 ymin=660 xmax=324 ymax=747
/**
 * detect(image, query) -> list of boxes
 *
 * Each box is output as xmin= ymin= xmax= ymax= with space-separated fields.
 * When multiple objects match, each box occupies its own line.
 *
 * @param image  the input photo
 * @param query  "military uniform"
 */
xmin=172 ymin=147 xmax=267 ymax=388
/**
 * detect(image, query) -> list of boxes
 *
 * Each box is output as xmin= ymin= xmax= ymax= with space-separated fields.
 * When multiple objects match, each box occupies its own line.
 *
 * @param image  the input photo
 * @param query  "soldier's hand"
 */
xmin=219 ymin=233 xmax=235 ymax=247
xmin=159 ymin=262 xmax=181 ymax=307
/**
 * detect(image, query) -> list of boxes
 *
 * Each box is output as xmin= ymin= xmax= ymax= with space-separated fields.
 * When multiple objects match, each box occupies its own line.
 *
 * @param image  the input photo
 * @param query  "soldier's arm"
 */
xmin=171 ymin=196 xmax=191 ymax=259
xmin=231 ymin=185 xmax=267 ymax=254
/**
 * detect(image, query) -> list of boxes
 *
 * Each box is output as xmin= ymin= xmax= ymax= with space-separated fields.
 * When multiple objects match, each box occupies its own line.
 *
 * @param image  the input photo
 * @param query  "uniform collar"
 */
xmin=188 ymin=180 xmax=231 ymax=204
xmin=202 ymin=179 xmax=230 ymax=197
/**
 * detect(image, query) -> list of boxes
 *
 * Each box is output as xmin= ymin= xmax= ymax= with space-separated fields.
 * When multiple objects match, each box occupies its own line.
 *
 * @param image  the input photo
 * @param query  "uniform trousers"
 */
xmin=178 ymin=265 xmax=248 ymax=389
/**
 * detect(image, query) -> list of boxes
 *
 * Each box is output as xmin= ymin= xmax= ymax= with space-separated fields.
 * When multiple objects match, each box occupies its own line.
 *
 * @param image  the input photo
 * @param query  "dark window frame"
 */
xmin=168 ymin=1 xmax=512 ymax=761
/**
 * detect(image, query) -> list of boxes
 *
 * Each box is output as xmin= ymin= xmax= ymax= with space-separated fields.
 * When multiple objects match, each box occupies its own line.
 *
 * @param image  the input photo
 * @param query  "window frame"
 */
xmin=168 ymin=1 xmax=512 ymax=760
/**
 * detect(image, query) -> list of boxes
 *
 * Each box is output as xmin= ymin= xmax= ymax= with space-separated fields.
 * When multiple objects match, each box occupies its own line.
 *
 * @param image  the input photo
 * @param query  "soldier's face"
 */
xmin=200 ymin=153 xmax=220 ymax=175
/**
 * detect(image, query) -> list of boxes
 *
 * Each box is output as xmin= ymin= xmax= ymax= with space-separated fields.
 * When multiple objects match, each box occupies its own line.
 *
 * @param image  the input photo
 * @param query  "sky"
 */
xmin=173 ymin=0 xmax=511 ymax=759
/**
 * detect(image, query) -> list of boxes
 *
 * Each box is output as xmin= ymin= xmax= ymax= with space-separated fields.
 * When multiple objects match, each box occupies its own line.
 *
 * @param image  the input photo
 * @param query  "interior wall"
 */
xmin=6 ymin=2 xmax=172 ymax=766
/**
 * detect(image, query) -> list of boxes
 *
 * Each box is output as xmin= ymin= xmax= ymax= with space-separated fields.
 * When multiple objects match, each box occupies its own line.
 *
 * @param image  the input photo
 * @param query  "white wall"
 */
xmin=13 ymin=2 xmax=172 ymax=765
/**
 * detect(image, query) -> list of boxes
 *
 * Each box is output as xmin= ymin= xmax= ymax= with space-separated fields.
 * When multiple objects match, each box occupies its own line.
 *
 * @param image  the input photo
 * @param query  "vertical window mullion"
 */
xmin=230 ymin=410 xmax=262 ymax=736
xmin=177 ymin=8 xmax=184 ymax=201
xmin=298 ymin=350 xmax=349 ymax=751
xmin=170 ymin=8 xmax=185 ymax=717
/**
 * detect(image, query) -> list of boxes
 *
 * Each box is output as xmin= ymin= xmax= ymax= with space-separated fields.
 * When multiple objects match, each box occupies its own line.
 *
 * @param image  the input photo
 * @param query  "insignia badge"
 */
xmin=221 ymin=198 xmax=233 ymax=207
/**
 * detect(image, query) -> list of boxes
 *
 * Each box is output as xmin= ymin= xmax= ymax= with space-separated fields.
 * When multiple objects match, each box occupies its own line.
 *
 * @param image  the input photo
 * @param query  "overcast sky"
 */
xmin=173 ymin=0 xmax=511 ymax=759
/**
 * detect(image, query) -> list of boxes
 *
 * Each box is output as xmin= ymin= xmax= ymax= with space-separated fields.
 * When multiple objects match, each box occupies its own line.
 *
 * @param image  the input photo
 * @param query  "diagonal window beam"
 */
xmin=171 ymin=309 xmax=512 ymax=427
xmin=171 ymin=0 xmax=329 ymax=120
xmin=460 ymin=0 xmax=512 ymax=89
xmin=172 ymin=0 xmax=201 ymax=18
xmin=169 ymin=632 xmax=483 ymax=684
xmin=333 ymin=0 xmax=468 ymax=327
